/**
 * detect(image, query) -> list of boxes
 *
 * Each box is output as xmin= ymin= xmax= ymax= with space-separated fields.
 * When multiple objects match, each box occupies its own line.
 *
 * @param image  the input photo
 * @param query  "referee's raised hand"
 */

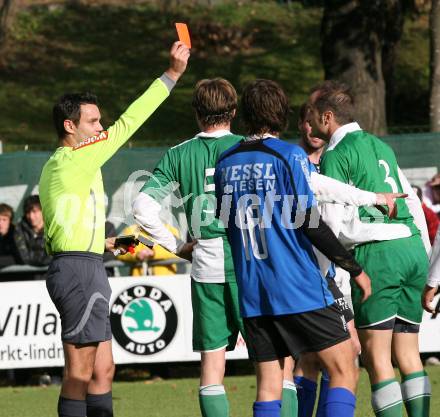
xmin=165 ymin=41 xmax=191 ymax=82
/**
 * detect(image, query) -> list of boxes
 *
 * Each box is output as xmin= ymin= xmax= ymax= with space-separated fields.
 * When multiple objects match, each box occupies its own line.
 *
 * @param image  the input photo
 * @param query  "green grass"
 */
xmin=0 ymin=366 xmax=439 ymax=417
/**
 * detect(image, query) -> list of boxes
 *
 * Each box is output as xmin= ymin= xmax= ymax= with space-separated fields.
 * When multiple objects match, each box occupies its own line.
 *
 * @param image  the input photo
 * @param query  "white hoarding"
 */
xmin=0 ymin=276 xmax=248 ymax=369
xmin=0 ymin=275 xmax=438 ymax=369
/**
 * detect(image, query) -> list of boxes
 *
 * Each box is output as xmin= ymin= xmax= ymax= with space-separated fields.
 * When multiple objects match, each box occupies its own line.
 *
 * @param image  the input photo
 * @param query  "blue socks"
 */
xmin=326 ymin=387 xmax=356 ymax=417
xmin=316 ymin=370 xmax=330 ymax=417
xmin=294 ymin=376 xmax=317 ymax=417
xmin=253 ymin=400 xmax=282 ymax=417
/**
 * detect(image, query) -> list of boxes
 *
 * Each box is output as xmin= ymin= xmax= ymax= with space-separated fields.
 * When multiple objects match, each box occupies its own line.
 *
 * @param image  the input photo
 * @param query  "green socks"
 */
xmin=371 ymin=372 xmax=431 ymax=417
xmin=371 ymin=379 xmax=403 ymax=417
xmin=401 ymin=371 xmax=431 ymax=417
xmin=281 ymin=379 xmax=298 ymax=417
xmin=199 ymin=384 xmax=230 ymax=417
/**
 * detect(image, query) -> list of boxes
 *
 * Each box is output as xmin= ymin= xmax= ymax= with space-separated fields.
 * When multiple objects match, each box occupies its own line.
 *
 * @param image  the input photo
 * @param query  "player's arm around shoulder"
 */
xmin=73 ymin=41 xmax=190 ymax=171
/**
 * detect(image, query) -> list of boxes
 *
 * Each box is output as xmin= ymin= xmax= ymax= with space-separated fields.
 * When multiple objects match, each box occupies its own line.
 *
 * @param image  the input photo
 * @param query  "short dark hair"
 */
xmin=53 ymin=92 xmax=98 ymax=139
xmin=23 ymin=195 xmax=41 ymax=216
xmin=241 ymin=79 xmax=290 ymax=136
xmin=0 ymin=203 xmax=13 ymax=221
xmin=310 ymin=80 xmax=355 ymax=125
xmin=192 ymin=78 xmax=237 ymax=127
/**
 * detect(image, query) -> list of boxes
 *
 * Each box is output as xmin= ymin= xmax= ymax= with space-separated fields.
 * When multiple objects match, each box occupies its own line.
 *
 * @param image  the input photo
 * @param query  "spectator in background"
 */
xmin=14 ymin=195 xmax=51 ymax=268
xmin=117 ymin=224 xmax=179 ymax=275
xmin=413 ymin=185 xmax=439 ymax=245
xmin=423 ymin=173 xmax=440 ymax=215
xmin=0 ymin=203 xmax=18 ymax=267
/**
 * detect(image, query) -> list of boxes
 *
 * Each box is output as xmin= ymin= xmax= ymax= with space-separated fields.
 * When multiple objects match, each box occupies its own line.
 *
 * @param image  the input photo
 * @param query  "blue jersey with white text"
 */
xmin=214 ymin=138 xmax=334 ymax=318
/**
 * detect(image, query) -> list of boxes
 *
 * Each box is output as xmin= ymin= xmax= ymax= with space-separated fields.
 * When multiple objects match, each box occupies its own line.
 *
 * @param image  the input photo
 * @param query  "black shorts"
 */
xmin=46 ymin=252 xmax=112 ymax=345
xmin=367 ymin=317 xmax=420 ymax=333
xmin=326 ymin=277 xmax=354 ymax=322
xmin=244 ymin=304 xmax=350 ymax=362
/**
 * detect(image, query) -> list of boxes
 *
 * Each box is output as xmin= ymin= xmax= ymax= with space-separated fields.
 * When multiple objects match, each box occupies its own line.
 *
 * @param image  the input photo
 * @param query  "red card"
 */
xmin=175 ymin=23 xmax=191 ymax=48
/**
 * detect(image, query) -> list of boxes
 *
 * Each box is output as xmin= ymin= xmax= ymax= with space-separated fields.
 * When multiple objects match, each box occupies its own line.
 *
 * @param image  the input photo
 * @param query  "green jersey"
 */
xmin=39 ymin=77 xmax=170 ymax=254
xmin=141 ymin=131 xmax=243 ymax=282
xmin=321 ymin=124 xmax=419 ymax=237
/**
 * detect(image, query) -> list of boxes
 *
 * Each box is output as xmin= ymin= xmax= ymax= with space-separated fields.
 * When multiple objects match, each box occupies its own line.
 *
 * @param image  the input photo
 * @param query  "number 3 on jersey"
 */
xmin=378 ymin=160 xmax=398 ymax=193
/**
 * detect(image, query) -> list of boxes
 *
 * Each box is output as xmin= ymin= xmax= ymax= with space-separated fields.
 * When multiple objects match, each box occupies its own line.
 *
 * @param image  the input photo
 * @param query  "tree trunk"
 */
xmin=430 ymin=0 xmax=440 ymax=132
xmin=0 ymin=0 xmax=16 ymax=54
xmin=321 ymin=0 xmax=404 ymax=136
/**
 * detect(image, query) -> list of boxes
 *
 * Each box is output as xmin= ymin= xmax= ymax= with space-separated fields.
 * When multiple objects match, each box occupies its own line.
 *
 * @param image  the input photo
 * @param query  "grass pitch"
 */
xmin=0 ymin=366 xmax=439 ymax=417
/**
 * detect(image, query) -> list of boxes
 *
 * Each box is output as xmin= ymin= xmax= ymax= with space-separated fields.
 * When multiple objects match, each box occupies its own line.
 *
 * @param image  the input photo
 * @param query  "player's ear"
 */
xmin=64 ymin=119 xmax=76 ymax=135
xmin=323 ymin=111 xmax=332 ymax=126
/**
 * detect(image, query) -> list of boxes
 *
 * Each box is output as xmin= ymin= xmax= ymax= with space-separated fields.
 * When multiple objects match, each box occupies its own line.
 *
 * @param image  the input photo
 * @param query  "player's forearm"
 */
xmin=301 ymin=207 xmax=363 ymax=277
xmin=132 ymin=192 xmax=184 ymax=253
xmin=428 ymin=228 xmax=440 ymax=287
xmin=321 ymin=202 xmax=413 ymax=250
xmin=398 ymin=168 xmax=431 ymax=254
xmin=310 ymin=172 xmax=377 ymax=206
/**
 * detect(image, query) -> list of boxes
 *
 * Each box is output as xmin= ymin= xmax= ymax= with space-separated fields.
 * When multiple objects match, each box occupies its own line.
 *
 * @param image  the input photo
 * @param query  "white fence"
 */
xmin=0 ymin=276 xmax=248 ymax=369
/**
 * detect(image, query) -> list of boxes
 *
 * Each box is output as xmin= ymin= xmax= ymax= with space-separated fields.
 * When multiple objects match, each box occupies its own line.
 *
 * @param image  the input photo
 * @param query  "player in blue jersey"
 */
xmin=214 ymin=79 xmax=371 ymax=417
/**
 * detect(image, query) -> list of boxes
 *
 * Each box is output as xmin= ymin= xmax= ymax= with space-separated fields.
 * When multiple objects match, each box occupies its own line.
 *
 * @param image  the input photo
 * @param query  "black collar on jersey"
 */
xmin=217 ymin=138 xmax=299 ymax=202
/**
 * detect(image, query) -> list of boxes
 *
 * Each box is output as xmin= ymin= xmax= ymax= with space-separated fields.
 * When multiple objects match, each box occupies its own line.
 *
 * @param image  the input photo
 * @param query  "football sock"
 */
xmin=86 ymin=391 xmax=113 ymax=417
xmin=401 ymin=371 xmax=431 ymax=417
xmin=281 ymin=379 xmax=298 ymax=417
xmin=199 ymin=384 xmax=229 ymax=417
xmin=326 ymin=387 xmax=356 ymax=417
xmin=294 ymin=376 xmax=317 ymax=417
xmin=371 ymin=379 xmax=403 ymax=417
xmin=316 ymin=369 xmax=330 ymax=417
xmin=58 ymin=396 xmax=86 ymax=417
xmin=253 ymin=400 xmax=282 ymax=417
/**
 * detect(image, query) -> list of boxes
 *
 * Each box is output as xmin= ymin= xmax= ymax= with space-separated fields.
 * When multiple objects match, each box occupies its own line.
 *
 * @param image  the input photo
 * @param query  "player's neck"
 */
xmin=201 ymin=123 xmax=231 ymax=134
xmin=299 ymin=140 xmax=324 ymax=164
xmin=308 ymin=148 xmax=324 ymax=165
xmin=61 ymin=135 xmax=78 ymax=148
xmin=328 ymin=122 xmax=343 ymax=140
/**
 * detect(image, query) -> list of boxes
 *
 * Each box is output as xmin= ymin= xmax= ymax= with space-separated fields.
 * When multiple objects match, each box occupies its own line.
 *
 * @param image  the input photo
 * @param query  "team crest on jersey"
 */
xmin=110 ymin=284 xmax=178 ymax=356
xmin=73 ymin=130 xmax=109 ymax=150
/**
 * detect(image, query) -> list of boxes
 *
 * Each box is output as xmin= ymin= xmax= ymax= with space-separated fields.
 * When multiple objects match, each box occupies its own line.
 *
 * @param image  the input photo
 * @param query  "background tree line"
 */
xmin=0 ymin=0 xmax=438 ymax=140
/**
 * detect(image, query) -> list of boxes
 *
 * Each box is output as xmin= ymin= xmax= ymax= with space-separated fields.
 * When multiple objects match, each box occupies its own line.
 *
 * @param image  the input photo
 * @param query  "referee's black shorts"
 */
xmin=46 ymin=252 xmax=112 ymax=345
xmin=244 ymin=304 xmax=350 ymax=362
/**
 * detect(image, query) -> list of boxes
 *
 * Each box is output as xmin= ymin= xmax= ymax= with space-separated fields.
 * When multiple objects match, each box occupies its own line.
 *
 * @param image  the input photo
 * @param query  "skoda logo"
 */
xmin=110 ymin=285 xmax=178 ymax=355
